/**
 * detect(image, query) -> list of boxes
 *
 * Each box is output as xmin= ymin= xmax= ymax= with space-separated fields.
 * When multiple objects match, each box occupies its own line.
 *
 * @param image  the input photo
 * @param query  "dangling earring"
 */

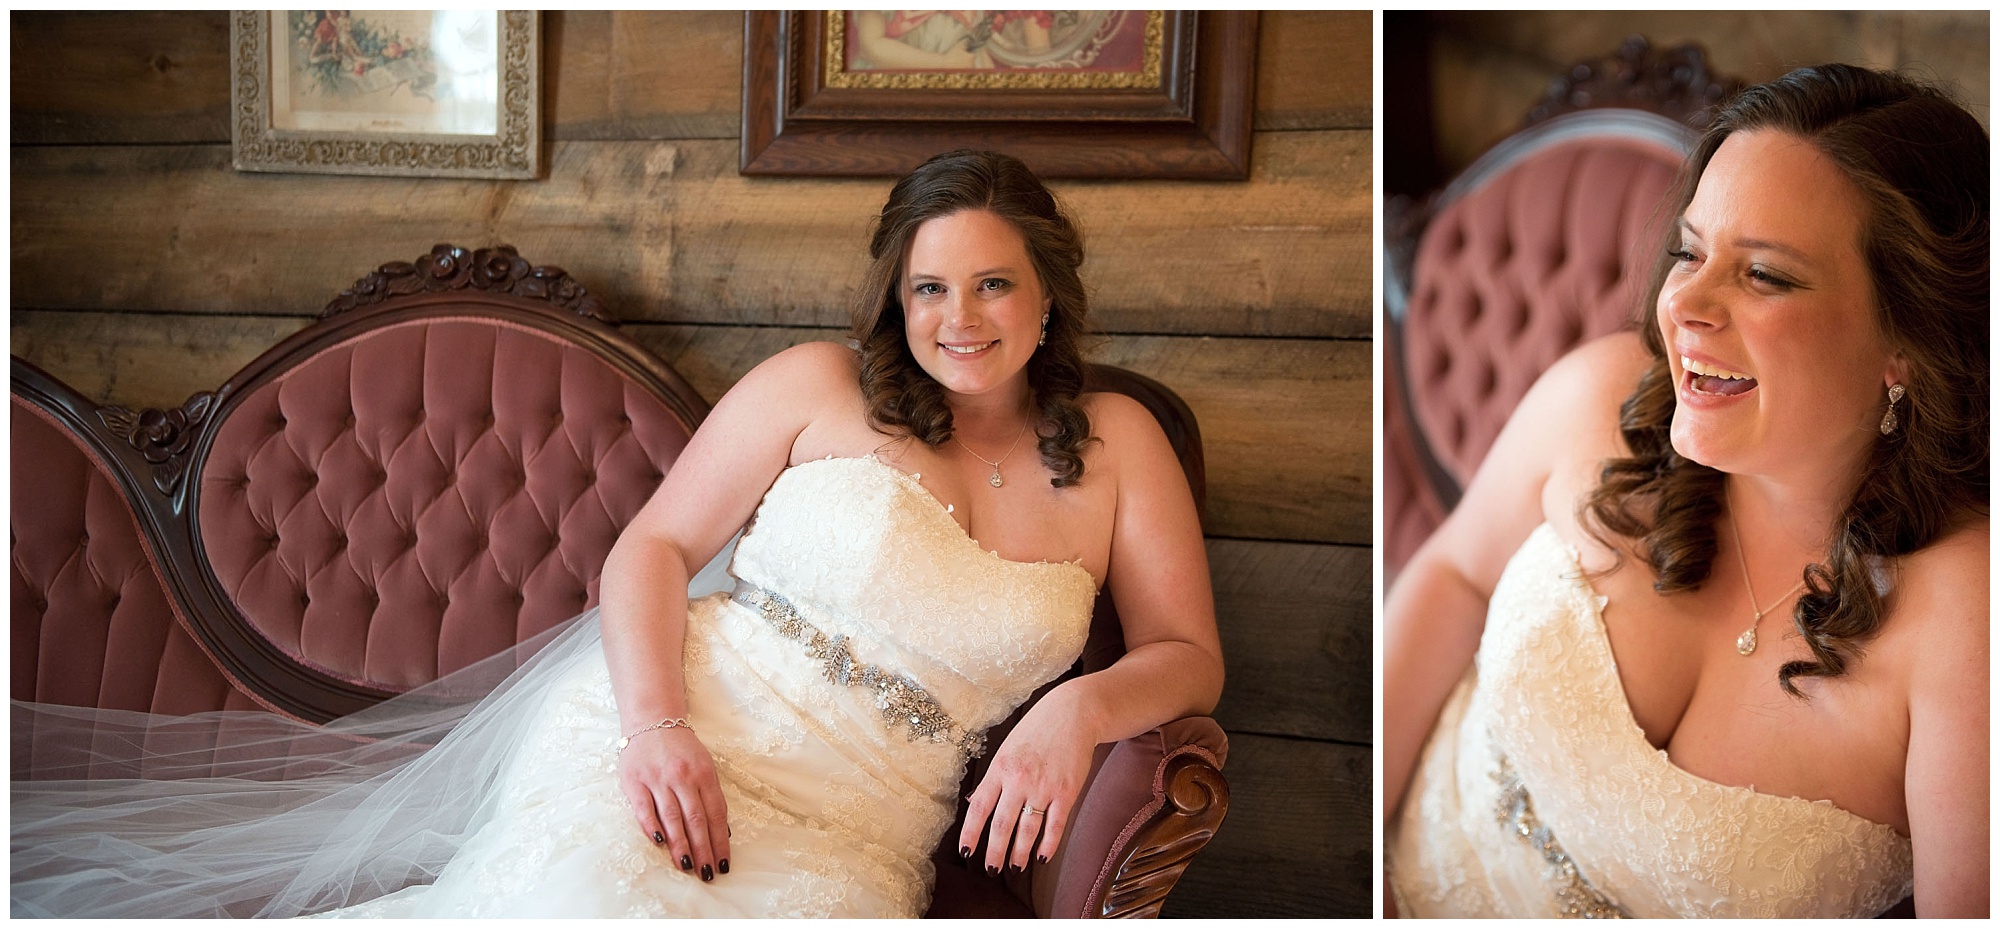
xmin=1879 ymin=383 xmax=1905 ymax=435
xmin=1037 ymin=312 xmax=1048 ymax=347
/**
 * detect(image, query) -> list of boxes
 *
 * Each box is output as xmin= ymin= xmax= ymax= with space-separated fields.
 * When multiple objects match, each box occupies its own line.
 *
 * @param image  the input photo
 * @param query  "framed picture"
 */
xmin=230 ymin=10 xmax=540 ymax=179
xmin=741 ymin=11 xmax=1258 ymax=179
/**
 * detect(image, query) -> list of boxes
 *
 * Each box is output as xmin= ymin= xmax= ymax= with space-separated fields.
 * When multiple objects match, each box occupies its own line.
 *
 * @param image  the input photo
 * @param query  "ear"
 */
xmin=1884 ymin=350 xmax=1910 ymax=388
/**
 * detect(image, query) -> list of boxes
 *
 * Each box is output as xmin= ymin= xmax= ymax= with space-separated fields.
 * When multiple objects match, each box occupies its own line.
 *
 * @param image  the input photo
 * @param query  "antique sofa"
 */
xmin=1382 ymin=38 xmax=1739 ymax=579
xmin=10 ymin=244 xmax=1227 ymax=918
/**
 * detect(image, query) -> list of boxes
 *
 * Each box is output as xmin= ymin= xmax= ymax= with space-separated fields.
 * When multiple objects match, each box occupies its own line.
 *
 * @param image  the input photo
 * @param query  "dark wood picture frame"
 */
xmin=740 ymin=11 xmax=1258 ymax=179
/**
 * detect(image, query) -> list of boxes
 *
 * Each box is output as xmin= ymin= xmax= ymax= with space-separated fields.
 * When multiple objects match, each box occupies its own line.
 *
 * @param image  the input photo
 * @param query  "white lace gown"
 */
xmin=1387 ymin=524 xmax=1913 ymax=918
xmin=13 ymin=456 xmax=1096 ymax=919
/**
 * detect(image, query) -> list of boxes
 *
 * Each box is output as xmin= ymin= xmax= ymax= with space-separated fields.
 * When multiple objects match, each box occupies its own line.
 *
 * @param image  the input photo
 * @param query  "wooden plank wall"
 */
xmin=10 ymin=11 xmax=1373 ymax=917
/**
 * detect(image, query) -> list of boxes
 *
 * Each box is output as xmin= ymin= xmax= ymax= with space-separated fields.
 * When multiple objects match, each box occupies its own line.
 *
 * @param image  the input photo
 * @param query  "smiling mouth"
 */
xmin=941 ymin=341 xmax=996 ymax=355
xmin=1681 ymin=355 xmax=1757 ymax=397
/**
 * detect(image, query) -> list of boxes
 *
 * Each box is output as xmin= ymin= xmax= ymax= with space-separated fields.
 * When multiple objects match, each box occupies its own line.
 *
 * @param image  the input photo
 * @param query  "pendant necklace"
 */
xmin=954 ymin=414 xmax=1032 ymax=488
xmin=1726 ymin=502 xmax=1810 ymax=657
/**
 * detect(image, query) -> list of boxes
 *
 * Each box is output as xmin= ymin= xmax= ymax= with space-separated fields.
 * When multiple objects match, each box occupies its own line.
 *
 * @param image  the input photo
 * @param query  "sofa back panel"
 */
xmin=1404 ymin=136 xmax=1681 ymax=482
xmin=197 ymin=318 xmax=694 ymax=694
xmin=11 ymin=397 xmax=254 ymax=716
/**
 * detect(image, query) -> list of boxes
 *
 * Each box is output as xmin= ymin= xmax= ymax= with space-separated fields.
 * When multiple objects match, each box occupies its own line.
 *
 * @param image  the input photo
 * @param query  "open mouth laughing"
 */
xmin=1682 ymin=355 xmax=1757 ymax=397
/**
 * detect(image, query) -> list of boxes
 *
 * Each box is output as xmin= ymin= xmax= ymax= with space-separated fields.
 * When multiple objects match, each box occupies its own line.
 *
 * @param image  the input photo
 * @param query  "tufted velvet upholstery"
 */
xmin=11 ymin=394 xmax=259 ymax=719
xmin=1385 ymin=111 xmax=1692 ymax=576
xmin=1403 ymin=135 xmax=1681 ymax=482
xmin=198 ymin=319 xmax=693 ymax=693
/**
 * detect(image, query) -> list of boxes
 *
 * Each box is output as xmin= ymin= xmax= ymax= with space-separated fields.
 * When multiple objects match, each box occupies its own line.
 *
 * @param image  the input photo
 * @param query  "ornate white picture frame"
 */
xmin=230 ymin=10 xmax=540 ymax=179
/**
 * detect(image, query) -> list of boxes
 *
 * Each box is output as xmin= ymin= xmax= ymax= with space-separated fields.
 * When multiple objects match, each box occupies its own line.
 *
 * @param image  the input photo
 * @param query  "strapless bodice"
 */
xmin=728 ymin=455 xmax=1097 ymax=744
xmin=1389 ymin=524 xmax=1913 ymax=918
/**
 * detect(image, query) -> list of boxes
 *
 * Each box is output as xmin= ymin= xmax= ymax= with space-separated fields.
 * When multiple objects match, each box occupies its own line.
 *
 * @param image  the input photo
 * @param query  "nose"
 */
xmin=1662 ymin=263 xmax=1727 ymax=333
xmin=943 ymin=289 xmax=979 ymax=329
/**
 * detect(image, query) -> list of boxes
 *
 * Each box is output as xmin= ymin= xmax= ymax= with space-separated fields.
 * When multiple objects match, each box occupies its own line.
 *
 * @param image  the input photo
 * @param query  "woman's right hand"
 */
xmin=617 ymin=726 xmax=731 ymax=883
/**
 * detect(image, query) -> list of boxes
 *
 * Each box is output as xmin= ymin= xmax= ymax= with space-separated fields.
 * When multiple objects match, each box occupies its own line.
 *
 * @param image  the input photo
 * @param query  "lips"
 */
xmin=940 ymin=341 xmax=996 ymax=355
xmin=1681 ymin=355 xmax=1757 ymax=397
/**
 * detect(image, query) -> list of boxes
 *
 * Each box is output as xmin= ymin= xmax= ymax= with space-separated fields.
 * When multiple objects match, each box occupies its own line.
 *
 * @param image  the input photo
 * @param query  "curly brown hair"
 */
xmin=1586 ymin=65 xmax=1989 ymax=696
xmin=851 ymin=150 xmax=1097 ymax=487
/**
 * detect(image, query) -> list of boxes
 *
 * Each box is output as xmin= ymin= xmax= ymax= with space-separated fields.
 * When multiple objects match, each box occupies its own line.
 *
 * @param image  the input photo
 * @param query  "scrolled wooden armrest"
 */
xmin=1035 ymin=716 xmax=1230 ymax=918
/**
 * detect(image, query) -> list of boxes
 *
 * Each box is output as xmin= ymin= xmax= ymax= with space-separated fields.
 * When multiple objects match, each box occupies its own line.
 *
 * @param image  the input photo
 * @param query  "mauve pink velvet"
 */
xmin=10 ymin=397 xmax=259 ymax=736
xmin=1403 ymin=138 xmax=1681 ymax=484
xmin=196 ymin=319 xmax=693 ymax=694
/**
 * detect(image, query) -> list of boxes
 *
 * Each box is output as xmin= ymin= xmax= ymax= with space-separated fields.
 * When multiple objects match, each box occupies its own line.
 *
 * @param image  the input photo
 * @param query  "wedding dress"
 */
xmin=12 ymin=455 xmax=1097 ymax=918
xmin=1386 ymin=524 xmax=1913 ymax=919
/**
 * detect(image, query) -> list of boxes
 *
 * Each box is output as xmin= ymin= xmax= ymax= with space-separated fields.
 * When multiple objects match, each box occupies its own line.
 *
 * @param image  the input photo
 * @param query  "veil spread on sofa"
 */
xmin=10 ymin=539 xmax=740 ymax=918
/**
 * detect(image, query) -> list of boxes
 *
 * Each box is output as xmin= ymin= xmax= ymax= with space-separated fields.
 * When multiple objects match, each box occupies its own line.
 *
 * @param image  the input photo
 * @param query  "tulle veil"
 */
xmin=11 ymin=540 xmax=741 ymax=918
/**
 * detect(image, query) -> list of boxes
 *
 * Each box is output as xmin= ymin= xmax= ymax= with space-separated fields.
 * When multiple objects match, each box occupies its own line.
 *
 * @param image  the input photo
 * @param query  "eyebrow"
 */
xmin=907 ymin=267 xmax=1019 ymax=281
xmin=1677 ymin=218 xmax=1814 ymax=265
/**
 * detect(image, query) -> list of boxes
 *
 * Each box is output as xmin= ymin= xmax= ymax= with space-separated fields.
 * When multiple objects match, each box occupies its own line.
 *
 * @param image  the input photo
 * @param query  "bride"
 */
xmin=1384 ymin=65 xmax=1987 ymax=917
xmin=11 ymin=150 xmax=1224 ymax=917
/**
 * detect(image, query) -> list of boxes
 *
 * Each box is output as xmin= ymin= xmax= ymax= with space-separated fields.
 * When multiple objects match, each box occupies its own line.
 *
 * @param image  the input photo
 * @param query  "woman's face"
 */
xmin=1657 ymin=130 xmax=1900 ymax=481
xmin=900 ymin=209 xmax=1052 ymax=403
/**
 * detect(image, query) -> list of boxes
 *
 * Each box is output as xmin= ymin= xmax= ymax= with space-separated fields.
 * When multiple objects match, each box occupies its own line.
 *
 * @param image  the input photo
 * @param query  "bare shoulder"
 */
xmin=1896 ymin=516 xmax=1991 ymax=633
xmin=719 ymin=340 xmax=861 ymax=408
xmin=1520 ymin=330 xmax=1652 ymax=436
xmin=747 ymin=340 xmax=861 ymax=387
xmin=1077 ymin=389 xmax=1176 ymax=471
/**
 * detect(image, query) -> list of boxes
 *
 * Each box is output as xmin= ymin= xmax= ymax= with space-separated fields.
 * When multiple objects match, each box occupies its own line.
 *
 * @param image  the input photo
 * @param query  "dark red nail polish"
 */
xmin=1037 ymin=854 xmax=1049 ymax=865
xmin=719 ymin=859 xmax=730 ymax=875
xmin=680 ymin=854 xmax=693 ymax=871
xmin=959 ymin=846 xmax=971 ymax=859
xmin=653 ymin=831 xmax=664 ymax=844
xmin=986 ymin=864 xmax=999 ymax=876
xmin=701 ymin=864 xmax=714 ymax=882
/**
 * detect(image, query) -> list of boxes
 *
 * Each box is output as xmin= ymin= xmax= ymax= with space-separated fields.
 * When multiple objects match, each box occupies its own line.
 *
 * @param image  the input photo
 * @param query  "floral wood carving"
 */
xmin=1526 ymin=36 xmax=1743 ymax=129
xmin=98 ymin=391 xmax=220 ymax=496
xmin=1099 ymin=753 xmax=1231 ymax=917
xmin=322 ymin=244 xmax=613 ymax=323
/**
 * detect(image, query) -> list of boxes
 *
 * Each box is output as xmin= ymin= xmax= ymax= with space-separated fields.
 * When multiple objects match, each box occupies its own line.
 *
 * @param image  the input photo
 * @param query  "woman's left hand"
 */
xmin=957 ymin=684 xmax=1099 ymax=874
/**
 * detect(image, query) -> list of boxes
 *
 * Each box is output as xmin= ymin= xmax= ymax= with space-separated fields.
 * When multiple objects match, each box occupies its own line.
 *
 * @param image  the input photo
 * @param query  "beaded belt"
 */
xmin=730 ymin=580 xmax=985 ymax=759
xmin=1490 ymin=744 xmax=1628 ymax=918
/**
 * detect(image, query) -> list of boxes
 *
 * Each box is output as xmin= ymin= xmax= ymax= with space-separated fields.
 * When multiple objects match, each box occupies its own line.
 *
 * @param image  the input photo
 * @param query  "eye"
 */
xmin=978 ymin=278 xmax=1010 ymax=291
xmin=1666 ymin=247 xmax=1698 ymax=264
xmin=1747 ymin=266 xmax=1796 ymax=290
xmin=913 ymin=282 xmax=944 ymax=297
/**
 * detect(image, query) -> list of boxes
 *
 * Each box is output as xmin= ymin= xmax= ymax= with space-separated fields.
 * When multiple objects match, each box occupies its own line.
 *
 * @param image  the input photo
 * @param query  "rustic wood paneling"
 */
xmin=12 ymin=11 xmax=1370 ymax=146
xmin=545 ymin=11 xmax=743 ymax=141
xmin=10 ymin=133 xmax=1369 ymax=339
xmin=10 ymin=11 xmax=230 ymax=145
xmin=1257 ymin=10 xmax=1372 ymax=131
xmin=1161 ymin=734 xmax=1371 ymax=918
xmin=9 ymin=313 xmax=1368 ymax=547
xmin=1208 ymin=540 xmax=1369 ymax=744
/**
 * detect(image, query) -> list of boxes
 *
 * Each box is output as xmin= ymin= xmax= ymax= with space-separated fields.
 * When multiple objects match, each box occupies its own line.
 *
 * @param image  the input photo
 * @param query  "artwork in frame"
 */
xmin=231 ymin=10 xmax=540 ymax=179
xmin=741 ymin=11 xmax=1258 ymax=179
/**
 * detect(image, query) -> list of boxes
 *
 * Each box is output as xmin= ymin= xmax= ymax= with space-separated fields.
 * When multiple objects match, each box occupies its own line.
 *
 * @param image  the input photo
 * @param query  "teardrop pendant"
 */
xmin=1735 ymin=626 xmax=1758 ymax=656
xmin=988 ymin=469 xmax=1004 ymax=488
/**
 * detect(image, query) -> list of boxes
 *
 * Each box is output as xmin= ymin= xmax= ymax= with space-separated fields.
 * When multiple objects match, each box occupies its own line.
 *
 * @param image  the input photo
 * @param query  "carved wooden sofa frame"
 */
xmin=9 ymin=244 xmax=1227 ymax=918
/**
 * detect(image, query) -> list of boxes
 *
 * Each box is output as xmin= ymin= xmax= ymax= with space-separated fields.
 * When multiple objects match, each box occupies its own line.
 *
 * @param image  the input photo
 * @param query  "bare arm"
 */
xmin=1903 ymin=523 xmax=1990 ymax=917
xmin=960 ymin=392 xmax=1225 ymax=871
xmin=1383 ymin=333 xmax=1648 ymax=825
xmin=600 ymin=342 xmax=847 ymax=882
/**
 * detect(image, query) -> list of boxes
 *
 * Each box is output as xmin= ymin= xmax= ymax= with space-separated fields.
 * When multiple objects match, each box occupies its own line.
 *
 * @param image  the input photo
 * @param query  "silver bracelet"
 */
xmin=616 ymin=716 xmax=693 ymax=753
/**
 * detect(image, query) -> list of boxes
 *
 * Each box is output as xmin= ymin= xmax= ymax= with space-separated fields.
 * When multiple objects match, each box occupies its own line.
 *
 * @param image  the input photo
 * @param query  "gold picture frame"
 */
xmin=230 ymin=10 xmax=540 ymax=179
xmin=742 ymin=10 xmax=1258 ymax=179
